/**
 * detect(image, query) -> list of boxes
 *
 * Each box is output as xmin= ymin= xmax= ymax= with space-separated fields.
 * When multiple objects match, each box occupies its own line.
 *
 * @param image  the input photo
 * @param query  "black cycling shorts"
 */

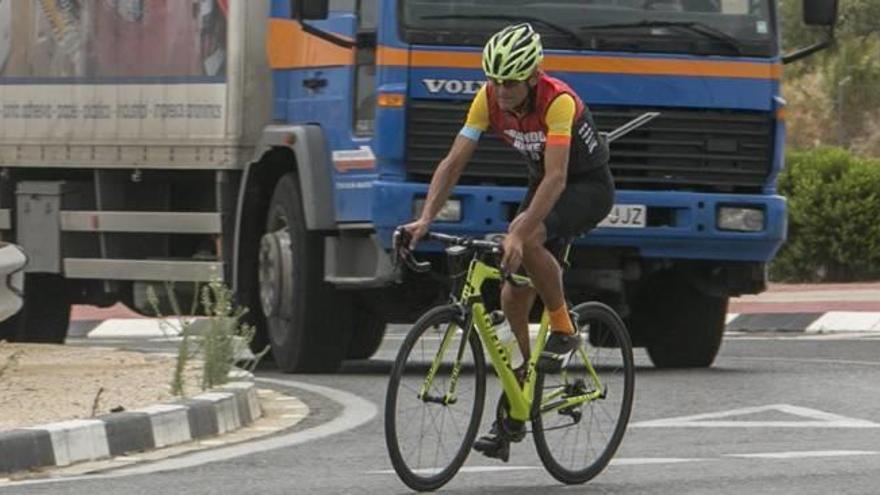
xmin=516 ymin=165 xmax=615 ymax=248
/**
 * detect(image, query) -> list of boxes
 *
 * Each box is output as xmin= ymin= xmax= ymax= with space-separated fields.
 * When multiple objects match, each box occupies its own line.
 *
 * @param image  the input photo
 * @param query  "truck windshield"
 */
xmin=400 ymin=0 xmax=776 ymax=57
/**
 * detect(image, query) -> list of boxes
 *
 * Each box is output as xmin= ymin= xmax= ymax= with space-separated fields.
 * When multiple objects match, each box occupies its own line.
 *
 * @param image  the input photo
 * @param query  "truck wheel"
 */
xmin=259 ymin=173 xmax=350 ymax=373
xmin=638 ymin=276 xmax=727 ymax=368
xmin=346 ymin=311 xmax=387 ymax=360
xmin=0 ymin=274 xmax=71 ymax=343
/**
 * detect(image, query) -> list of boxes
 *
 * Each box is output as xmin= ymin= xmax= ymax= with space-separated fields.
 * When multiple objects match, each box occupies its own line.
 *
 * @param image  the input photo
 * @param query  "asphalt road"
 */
xmin=6 ymin=329 xmax=880 ymax=494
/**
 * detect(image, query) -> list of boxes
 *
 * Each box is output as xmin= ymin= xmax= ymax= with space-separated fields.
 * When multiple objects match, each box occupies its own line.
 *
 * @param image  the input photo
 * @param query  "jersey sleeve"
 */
xmin=544 ymin=94 xmax=576 ymax=147
xmin=458 ymin=85 xmax=490 ymax=141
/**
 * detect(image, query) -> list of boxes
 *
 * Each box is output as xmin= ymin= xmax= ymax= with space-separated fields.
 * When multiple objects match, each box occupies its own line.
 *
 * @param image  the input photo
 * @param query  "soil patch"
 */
xmin=0 ymin=342 xmax=202 ymax=430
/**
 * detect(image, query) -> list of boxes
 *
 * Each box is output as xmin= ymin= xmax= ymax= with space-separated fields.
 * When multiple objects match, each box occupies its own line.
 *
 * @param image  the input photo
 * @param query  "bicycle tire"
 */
xmin=384 ymin=305 xmax=487 ymax=491
xmin=532 ymin=301 xmax=635 ymax=484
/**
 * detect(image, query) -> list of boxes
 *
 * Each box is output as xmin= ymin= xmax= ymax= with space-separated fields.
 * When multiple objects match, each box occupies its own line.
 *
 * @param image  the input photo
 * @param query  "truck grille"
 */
xmin=405 ymin=99 xmax=774 ymax=193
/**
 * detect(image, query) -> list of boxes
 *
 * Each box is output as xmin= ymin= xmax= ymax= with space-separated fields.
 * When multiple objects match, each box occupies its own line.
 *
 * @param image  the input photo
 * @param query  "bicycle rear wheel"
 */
xmin=532 ymin=301 xmax=635 ymax=484
xmin=384 ymin=305 xmax=486 ymax=492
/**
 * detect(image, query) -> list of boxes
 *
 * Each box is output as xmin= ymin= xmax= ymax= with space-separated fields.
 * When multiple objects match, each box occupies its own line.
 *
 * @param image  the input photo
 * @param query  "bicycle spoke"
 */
xmin=532 ymin=302 xmax=634 ymax=485
xmin=386 ymin=306 xmax=486 ymax=491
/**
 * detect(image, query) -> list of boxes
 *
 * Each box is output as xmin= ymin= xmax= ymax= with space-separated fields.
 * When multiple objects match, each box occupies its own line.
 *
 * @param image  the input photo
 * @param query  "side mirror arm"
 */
xmin=782 ymin=27 xmax=835 ymax=65
xmin=298 ymin=21 xmax=357 ymax=49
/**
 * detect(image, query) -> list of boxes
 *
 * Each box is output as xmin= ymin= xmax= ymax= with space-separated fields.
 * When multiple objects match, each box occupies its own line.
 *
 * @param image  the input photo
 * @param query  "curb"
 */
xmin=726 ymin=311 xmax=880 ymax=333
xmin=0 ymin=379 xmax=262 ymax=475
xmin=74 ymin=312 xmax=880 ymax=339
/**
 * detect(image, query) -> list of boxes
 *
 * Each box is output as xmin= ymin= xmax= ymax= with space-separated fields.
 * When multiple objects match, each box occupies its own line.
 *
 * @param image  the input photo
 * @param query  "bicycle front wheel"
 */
xmin=384 ymin=305 xmax=486 ymax=492
xmin=532 ymin=301 xmax=635 ymax=484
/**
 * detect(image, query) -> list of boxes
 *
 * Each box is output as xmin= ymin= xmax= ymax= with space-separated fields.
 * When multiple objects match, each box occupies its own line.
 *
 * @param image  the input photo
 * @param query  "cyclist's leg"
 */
xmin=529 ymin=170 xmax=614 ymax=368
xmin=519 ymin=223 xmax=566 ymax=314
xmin=520 ymin=226 xmax=582 ymax=368
xmin=475 ymin=275 xmax=534 ymax=461
xmin=501 ymin=277 xmax=537 ymax=361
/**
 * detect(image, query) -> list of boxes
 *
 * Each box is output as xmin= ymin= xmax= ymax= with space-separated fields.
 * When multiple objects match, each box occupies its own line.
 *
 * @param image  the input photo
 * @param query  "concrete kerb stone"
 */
xmin=134 ymin=404 xmax=192 ymax=448
xmin=0 ymin=429 xmax=54 ymax=474
xmin=725 ymin=311 xmax=880 ymax=334
xmin=194 ymin=392 xmax=242 ymax=434
xmin=0 ymin=376 xmax=268 ymax=476
xmin=725 ymin=313 xmax=825 ymax=333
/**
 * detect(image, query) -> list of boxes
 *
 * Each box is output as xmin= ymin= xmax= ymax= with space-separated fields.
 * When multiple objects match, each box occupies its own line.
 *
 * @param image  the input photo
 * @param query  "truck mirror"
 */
xmin=292 ymin=0 xmax=329 ymax=20
xmin=803 ymin=0 xmax=837 ymax=27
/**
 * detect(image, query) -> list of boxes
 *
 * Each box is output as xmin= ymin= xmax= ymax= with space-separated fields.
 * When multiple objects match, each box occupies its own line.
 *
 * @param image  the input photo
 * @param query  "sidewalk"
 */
xmin=728 ymin=282 xmax=880 ymax=333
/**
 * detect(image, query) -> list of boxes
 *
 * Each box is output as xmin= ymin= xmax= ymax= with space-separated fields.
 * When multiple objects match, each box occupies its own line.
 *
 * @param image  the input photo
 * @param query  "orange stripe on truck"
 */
xmin=267 ymin=19 xmax=354 ymax=69
xmin=377 ymin=46 xmax=409 ymax=66
xmin=379 ymin=47 xmax=781 ymax=80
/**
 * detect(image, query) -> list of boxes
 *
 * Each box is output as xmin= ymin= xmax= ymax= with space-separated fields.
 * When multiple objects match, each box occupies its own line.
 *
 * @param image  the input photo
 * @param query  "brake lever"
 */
xmin=392 ymin=228 xmax=408 ymax=269
xmin=404 ymin=251 xmax=432 ymax=273
xmin=393 ymin=227 xmax=432 ymax=273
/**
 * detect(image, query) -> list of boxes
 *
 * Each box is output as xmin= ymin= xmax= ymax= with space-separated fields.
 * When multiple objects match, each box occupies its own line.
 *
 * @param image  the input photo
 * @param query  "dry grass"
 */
xmin=783 ymin=70 xmax=836 ymax=150
xmin=851 ymin=113 xmax=880 ymax=157
xmin=784 ymin=70 xmax=880 ymax=158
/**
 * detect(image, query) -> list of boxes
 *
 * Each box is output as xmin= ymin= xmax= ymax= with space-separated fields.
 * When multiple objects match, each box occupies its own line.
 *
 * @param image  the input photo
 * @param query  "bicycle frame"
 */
xmin=418 ymin=255 xmax=606 ymax=423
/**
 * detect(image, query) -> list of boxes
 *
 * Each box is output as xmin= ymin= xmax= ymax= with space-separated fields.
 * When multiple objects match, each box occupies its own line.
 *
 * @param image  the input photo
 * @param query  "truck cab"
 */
xmin=246 ymin=0 xmax=835 ymax=371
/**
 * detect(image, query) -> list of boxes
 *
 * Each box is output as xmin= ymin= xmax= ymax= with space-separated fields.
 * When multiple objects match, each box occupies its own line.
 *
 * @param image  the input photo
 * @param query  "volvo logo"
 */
xmin=422 ymin=79 xmax=484 ymax=95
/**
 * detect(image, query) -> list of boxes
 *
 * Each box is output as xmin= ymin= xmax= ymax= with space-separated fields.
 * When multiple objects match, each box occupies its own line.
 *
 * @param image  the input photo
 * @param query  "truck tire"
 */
xmin=259 ymin=173 xmax=350 ymax=373
xmin=637 ymin=276 xmax=727 ymax=368
xmin=0 ymin=274 xmax=71 ymax=343
xmin=346 ymin=311 xmax=387 ymax=360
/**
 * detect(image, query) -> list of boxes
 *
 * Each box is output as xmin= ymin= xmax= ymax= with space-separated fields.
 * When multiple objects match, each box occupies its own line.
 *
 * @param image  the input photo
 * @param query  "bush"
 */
xmin=148 ymin=280 xmax=270 ymax=396
xmin=771 ymin=147 xmax=880 ymax=282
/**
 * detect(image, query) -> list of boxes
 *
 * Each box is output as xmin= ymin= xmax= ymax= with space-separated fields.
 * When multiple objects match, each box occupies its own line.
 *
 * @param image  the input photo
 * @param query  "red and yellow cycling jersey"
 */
xmin=459 ymin=71 xmax=608 ymax=177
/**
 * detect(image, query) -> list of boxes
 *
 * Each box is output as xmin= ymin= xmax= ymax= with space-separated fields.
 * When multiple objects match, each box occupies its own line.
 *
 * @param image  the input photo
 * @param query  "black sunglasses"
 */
xmin=489 ymin=78 xmax=528 ymax=88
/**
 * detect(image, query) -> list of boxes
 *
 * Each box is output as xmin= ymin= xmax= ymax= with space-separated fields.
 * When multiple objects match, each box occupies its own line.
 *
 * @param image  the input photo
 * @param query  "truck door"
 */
xmin=334 ymin=0 xmax=379 ymax=222
xmin=284 ymin=0 xmax=378 ymax=222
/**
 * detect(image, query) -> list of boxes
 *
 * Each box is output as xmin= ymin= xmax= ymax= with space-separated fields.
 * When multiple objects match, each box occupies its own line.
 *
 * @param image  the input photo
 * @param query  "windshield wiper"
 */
xmin=420 ymin=14 xmax=586 ymax=48
xmin=582 ymin=21 xmax=742 ymax=54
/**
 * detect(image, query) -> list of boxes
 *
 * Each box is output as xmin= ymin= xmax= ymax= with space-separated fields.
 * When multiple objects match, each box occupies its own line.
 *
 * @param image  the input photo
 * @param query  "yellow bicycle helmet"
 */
xmin=482 ymin=23 xmax=544 ymax=81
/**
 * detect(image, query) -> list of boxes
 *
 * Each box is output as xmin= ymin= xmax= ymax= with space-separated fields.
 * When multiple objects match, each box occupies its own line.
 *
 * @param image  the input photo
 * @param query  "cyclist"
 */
xmin=398 ymin=23 xmax=614 ymax=461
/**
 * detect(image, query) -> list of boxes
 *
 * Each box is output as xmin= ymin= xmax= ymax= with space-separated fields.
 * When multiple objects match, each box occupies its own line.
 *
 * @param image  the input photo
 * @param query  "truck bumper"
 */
xmin=372 ymin=181 xmax=786 ymax=262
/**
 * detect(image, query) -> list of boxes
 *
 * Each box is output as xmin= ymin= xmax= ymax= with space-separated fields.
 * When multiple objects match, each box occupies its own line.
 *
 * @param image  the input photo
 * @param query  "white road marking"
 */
xmin=366 ymin=452 xmax=880 ymax=475
xmin=728 ymin=450 xmax=880 ymax=459
xmin=368 ymin=466 xmax=542 ymax=475
xmin=609 ymin=458 xmax=715 ymax=466
xmin=368 ymin=458 xmax=714 ymax=475
xmin=631 ymin=404 xmax=880 ymax=428
xmin=2 ymin=379 xmax=377 ymax=487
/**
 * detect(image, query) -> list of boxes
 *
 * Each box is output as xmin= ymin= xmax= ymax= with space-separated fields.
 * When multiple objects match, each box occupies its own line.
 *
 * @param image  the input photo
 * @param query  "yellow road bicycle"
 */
xmin=384 ymin=229 xmax=635 ymax=491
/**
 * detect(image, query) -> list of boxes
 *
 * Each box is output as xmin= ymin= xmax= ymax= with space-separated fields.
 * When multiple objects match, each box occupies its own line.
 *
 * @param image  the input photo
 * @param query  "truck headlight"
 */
xmin=717 ymin=206 xmax=764 ymax=232
xmin=413 ymin=199 xmax=462 ymax=223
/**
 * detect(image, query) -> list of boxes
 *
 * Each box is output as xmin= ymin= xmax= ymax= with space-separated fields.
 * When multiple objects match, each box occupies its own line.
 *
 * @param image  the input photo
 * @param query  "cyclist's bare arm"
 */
xmin=401 ymin=135 xmax=478 ymax=248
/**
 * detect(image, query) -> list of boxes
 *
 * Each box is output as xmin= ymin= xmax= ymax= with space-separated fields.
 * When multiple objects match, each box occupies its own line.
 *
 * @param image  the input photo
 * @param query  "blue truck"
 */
xmin=0 ymin=0 xmax=835 ymax=372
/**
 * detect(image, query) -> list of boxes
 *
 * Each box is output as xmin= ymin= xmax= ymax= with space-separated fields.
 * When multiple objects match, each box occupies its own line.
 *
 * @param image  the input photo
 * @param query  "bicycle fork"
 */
xmin=417 ymin=305 xmax=472 ymax=405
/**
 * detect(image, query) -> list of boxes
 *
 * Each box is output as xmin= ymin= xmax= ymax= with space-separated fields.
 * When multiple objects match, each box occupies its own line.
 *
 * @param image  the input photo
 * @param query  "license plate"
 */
xmin=598 ymin=204 xmax=647 ymax=228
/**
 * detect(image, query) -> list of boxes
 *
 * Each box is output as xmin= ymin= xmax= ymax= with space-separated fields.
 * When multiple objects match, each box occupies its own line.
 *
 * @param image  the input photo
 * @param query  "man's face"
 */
xmin=492 ymin=76 xmax=535 ymax=112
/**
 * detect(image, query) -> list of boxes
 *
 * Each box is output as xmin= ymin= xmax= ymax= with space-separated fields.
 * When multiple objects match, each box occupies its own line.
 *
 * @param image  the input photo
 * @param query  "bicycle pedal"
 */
xmin=501 ymin=418 xmax=526 ymax=443
xmin=473 ymin=436 xmax=510 ymax=463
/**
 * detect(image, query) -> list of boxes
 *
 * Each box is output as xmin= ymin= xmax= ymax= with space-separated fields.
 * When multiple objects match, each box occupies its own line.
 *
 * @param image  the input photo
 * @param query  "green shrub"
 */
xmin=771 ymin=147 xmax=880 ymax=282
xmin=148 ymin=280 xmax=270 ymax=396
